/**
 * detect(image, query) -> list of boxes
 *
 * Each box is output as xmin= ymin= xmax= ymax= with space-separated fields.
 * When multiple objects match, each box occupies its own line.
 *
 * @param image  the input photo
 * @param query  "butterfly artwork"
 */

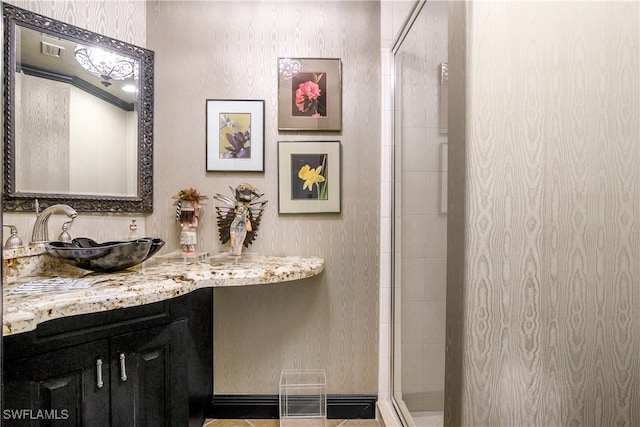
xmin=213 ymin=184 xmax=267 ymax=256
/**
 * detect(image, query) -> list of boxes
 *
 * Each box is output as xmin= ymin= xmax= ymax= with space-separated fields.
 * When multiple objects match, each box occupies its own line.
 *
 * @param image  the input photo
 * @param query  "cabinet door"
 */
xmin=3 ymin=340 xmax=110 ymax=427
xmin=110 ymin=320 xmax=188 ymax=427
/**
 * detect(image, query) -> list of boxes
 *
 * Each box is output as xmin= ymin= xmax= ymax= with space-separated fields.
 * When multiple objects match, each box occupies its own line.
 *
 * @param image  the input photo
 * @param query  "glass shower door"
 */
xmin=392 ymin=1 xmax=448 ymax=426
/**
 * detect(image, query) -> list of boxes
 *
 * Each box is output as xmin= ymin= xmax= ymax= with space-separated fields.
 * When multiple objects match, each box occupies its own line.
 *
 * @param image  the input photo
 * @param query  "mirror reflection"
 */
xmin=15 ymin=25 xmax=138 ymax=197
xmin=3 ymin=3 xmax=154 ymax=213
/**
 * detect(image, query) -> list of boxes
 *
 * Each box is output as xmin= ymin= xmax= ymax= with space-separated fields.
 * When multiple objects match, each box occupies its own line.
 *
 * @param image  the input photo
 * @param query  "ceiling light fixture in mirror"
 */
xmin=74 ymin=45 xmax=138 ymax=87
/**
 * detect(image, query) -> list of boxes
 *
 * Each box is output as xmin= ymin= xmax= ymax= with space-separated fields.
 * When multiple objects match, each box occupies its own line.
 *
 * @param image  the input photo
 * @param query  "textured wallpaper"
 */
xmin=7 ymin=0 xmax=146 ymax=45
xmin=147 ymin=1 xmax=380 ymax=394
xmin=447 ymin=2 xmax=640 ymax=426
xmin=15 ymin=73 xmax=70 ymax=194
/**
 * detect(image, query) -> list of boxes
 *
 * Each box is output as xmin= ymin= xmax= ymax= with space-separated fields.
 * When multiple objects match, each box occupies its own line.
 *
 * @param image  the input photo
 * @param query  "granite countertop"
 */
xmin=3 ymin=254 xmax=324 ymax=336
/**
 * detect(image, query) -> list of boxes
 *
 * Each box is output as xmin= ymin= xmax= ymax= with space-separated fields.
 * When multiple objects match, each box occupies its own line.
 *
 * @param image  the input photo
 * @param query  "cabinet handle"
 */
xmin=119 ymin=353 xmax=128 ymax=382
xmin=96 ymin=359 xmax=104 ymax=388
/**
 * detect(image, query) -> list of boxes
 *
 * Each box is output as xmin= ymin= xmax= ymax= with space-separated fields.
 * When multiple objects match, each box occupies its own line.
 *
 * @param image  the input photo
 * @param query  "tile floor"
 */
xmin=203 ymin=420 xmax=381 ymax=427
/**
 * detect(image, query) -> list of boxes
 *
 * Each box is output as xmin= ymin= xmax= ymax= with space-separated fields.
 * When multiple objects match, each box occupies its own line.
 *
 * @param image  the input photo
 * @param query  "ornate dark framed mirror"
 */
xmin=2 ymin=3 xmax=154 ymax=213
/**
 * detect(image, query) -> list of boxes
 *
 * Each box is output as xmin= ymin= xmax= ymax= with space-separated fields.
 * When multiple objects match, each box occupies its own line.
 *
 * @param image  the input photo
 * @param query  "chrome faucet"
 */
xmin=31 ymin=200 xmax=78 ymax=243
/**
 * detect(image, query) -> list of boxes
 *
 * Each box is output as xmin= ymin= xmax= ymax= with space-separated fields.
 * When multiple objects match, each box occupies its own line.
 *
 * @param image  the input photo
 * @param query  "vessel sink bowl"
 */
xmin=46 ymin=237 xmax=165 ymax=272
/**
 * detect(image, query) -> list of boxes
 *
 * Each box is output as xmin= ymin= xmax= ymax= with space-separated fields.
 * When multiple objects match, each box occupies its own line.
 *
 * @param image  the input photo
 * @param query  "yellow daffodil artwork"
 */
xmin=299 ymin=164 xmax=325 ymax=191
xmin=293 ymin=154 xmax=328 ymax=200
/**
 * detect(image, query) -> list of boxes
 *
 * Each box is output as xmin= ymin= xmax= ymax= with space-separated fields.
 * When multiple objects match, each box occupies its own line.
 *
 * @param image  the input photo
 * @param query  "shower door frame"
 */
xmin=390 ymin=1 xmax=445 ymax=425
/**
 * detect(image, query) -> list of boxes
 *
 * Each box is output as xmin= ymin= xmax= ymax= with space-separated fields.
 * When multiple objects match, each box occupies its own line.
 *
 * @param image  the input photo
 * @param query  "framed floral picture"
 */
xmin=278 ymin=58 xmax=342 ymax=131
xmin=206 ymin=99 xmax=265 ymax=172
xmin=278 ymin=141 xmax=341 ymax=213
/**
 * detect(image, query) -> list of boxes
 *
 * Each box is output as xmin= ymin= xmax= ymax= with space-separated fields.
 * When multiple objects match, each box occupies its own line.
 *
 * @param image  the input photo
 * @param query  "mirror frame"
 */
xmin=2 ymin=3 xmax=154 ymax=213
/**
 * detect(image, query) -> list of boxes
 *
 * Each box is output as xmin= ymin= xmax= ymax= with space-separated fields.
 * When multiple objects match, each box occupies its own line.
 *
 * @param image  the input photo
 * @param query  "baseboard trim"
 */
xmin=209 ymin=394 xmax=378 ymax=419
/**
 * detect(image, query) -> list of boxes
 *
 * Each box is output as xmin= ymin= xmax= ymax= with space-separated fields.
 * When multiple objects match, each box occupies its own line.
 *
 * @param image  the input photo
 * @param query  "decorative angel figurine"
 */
xmin=214 ymin=183 xmax=267 ymax=256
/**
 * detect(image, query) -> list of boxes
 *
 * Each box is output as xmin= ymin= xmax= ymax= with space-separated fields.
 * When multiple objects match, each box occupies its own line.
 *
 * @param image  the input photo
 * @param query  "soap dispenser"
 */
xmin=125 ymin=220 xmax=141 ymax=241
xmin=3 ymin=225 xmax=24 ymax=249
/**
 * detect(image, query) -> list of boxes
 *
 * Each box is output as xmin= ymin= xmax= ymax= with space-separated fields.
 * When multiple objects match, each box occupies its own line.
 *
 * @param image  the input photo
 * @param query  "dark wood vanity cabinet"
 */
xmin=3 ymin=288 xmax=213 ymax=427
xmin=4 ymin=339 xmax=112 ymax=426
xmin=109 ymin=321 xmax=189 ymax=426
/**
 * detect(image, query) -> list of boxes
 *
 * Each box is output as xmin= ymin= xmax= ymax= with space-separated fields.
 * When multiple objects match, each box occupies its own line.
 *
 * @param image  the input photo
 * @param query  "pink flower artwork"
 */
xmin=291 ymin=72 xmax=327 ymax=117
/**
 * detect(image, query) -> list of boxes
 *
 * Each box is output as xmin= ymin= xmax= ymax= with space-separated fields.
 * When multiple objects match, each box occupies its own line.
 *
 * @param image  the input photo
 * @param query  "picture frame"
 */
xmin=206 ymin=99 xmax=265 ymax=172
xmin=278 ymin=58 xmax=342 ymax=131
xmin=278 ymin=141 xmax=341 ymax=213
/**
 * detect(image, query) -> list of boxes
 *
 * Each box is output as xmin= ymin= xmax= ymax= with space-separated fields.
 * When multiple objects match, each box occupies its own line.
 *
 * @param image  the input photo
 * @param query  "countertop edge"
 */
xmin=3 ymin=256 xmax=324 ymax=336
